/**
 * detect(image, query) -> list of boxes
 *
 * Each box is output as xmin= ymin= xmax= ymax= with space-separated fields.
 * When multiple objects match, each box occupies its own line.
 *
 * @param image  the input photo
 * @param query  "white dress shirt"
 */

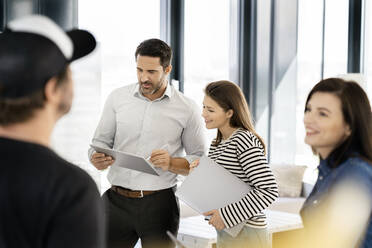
xmin=89 ymin=82 xmax=206 ymax=190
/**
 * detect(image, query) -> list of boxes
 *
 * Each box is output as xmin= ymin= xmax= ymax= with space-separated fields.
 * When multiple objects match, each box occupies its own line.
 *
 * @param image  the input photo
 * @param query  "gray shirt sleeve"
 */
xmin=181 ymin=101 xmax=207 ymax=164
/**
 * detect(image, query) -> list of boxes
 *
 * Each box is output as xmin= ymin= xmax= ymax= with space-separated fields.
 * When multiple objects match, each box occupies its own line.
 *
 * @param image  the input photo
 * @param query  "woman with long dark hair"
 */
xmin=301 ymin=78 xmax=372 ymax=247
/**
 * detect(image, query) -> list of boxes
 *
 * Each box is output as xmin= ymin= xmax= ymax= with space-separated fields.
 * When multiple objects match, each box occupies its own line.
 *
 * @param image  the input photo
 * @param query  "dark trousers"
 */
xmin=102 ymin=187 xmax=180 ymax=248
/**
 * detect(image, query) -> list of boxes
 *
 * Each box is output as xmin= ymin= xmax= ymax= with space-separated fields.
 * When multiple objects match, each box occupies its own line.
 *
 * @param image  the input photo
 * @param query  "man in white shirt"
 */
xmin=89 ymin=38 xmax=206 ymax=248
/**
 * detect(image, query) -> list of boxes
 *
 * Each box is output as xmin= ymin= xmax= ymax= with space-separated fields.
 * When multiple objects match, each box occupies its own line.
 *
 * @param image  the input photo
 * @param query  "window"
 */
xmin=51 ymin=0 xmax=160 ymax=192
xmin=364 ymin=0 xmax=372 ymax=99
xmin=295 ymin=0 xmax=325 ymax=182
xmin=323 ymin=0 xmax=349 ymax=78
xmin=269 ymin=0 xmax=298 ymax=165
xmin=184 ymin=0 xmax=230 ymax=143
xmin=78 ymin=0 xmax=160 ymax=100
xmin=255 ymin=0 xmax=272 ymax=146
xmin=295 ymin=0 xmax=349 ymax=182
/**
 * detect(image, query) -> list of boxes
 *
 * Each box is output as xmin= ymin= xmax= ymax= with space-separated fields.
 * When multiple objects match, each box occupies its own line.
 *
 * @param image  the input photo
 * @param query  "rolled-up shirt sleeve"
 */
xmin=181 ymin=101 xmax=207 ymax=164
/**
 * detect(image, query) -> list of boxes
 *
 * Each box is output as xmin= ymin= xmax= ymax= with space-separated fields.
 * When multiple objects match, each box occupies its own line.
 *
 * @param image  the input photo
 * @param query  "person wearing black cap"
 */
xmin=0 ymin=15 xmax=104 ymax=247
xmin=89 ymin=38 xmax=206 ymax=248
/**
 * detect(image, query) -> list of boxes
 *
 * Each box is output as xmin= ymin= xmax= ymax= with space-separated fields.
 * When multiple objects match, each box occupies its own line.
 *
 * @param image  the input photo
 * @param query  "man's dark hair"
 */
xmin=135 ymin=38 xmax=172 ymax=69
xmin=0 ymin=67 xmax=69 ymax=126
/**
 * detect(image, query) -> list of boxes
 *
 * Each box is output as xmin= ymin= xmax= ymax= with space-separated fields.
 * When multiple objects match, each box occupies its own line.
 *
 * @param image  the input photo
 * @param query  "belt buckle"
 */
xmin=139 ymin=190 xmax=144 ymax=198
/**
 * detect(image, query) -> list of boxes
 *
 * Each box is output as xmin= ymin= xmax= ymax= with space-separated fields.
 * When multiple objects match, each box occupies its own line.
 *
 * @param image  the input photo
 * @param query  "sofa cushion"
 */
xmin=271 ymin=165 xmax=307 ymax=197
xmin=268 ymin=197 xmax=306 ymax=214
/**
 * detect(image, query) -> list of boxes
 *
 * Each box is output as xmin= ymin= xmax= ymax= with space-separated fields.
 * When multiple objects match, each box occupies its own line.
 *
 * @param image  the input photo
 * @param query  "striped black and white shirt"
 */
xmin=209 ymin=128 xmax=278 ymax=229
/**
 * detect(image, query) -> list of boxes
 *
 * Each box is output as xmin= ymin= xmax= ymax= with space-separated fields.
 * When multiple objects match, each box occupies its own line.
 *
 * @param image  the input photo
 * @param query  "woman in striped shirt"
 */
xmin=192 ymin=80 xmax=279 ymax=248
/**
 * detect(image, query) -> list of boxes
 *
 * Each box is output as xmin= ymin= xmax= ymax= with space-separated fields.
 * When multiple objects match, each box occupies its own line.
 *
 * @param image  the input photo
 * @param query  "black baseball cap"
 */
xmin=0 ymin=15 xmax=96 ymax=98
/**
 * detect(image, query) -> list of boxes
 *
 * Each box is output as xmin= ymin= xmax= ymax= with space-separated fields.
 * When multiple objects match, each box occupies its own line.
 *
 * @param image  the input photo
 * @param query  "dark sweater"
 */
xmin=0 ymin=137 xmax=105 ymax=248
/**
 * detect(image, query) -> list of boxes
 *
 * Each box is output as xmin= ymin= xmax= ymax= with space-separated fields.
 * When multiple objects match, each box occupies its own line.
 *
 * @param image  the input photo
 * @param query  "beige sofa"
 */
xmin=268 ymin=182 xmax=313 ymax=214
xmin=268 ymin=164 xmax=312 ymax=214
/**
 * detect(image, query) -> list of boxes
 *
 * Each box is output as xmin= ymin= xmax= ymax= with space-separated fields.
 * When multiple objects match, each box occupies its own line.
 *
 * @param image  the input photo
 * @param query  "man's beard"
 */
xmin=140 ymin=79 xmax=164 ymax=95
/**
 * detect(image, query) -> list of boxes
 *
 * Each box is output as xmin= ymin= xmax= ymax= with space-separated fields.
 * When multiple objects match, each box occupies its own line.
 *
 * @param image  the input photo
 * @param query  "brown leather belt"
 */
xmin=111 ymin=185 xmax=165 ymax=198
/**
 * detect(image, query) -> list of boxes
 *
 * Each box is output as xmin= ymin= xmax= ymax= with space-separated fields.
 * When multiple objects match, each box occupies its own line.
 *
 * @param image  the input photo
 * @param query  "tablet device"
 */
xmin=90 ymin=144 xmax=160 ymax=176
